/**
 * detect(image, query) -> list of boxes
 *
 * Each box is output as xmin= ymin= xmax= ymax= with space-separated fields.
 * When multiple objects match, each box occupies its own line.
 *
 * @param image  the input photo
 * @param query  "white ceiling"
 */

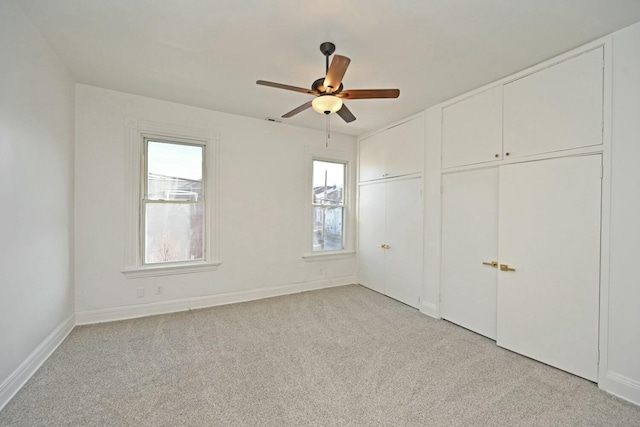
xmin=15 ymin=0 xmax=640 ymax=136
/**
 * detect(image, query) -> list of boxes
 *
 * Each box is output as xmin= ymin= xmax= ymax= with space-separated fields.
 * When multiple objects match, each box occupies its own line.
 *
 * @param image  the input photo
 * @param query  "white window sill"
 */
xmin=302 ymin=251 xmax=355 ymax=262
xmin=122 ymin=261 xmax=221 ymax=278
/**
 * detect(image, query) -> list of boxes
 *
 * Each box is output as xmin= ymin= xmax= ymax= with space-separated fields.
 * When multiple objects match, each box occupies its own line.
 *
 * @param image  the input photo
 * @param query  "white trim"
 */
xmin=601 ymin=371 xmax=640 ymax=406
xmin=302 ymin=251 xmax=355 ymax=261
xmin=597 ymin=34 xmax=614 ymax=392
xmin=304 ymin=147 xmax=356 ymax=256
xmin=439 ymin=37 xmax=609 ymax=110
xmin=122 ymin=261 xmax=221 ymax=278
xmin=123 ymin=118 xmax=220 ymax=275
xmin=357 ymin=111 xmax=426 ymax=142
xmin=419 ymin=301 xmax=441 ymax=319
xmin=76 ymin=277 xmax=356 ymax=325
xmin=0 ymin=314 xmax=75 ymax=411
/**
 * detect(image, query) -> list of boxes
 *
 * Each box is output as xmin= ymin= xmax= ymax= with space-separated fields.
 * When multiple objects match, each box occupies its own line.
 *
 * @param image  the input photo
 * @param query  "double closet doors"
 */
xmin=358 ymin=177 xmax=423 ymax=308
xmin=441 ymin=154 xmax=602 ymax=381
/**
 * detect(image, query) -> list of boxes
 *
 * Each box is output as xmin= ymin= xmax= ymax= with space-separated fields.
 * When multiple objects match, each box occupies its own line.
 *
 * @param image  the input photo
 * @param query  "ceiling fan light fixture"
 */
xmin=312 ymin=95 xmax=343 ymax=114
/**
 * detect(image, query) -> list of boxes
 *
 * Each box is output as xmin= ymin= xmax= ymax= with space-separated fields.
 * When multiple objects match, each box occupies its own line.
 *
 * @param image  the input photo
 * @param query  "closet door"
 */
xmin=497 ymin=155 xmax=602 ymax=381
xmin=357 ymin=183 xmax=386 ymax=293
xmin=441 ymin=168 xmax=499 ymax=339
xmin=384 ymin=178 xmax=423 ymax=308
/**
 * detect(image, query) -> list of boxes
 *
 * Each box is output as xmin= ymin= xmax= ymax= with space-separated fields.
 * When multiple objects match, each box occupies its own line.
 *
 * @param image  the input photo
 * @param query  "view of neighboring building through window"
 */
xmin=144 ymin=139 xmax=205 ymax=264
xmin=312 ymin=160 xmax=345 ymax=251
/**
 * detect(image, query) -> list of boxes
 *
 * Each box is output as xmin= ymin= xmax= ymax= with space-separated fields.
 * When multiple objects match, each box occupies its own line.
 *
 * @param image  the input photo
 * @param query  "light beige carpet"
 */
xmin=1 ymin=285 xmax=639 ymax=426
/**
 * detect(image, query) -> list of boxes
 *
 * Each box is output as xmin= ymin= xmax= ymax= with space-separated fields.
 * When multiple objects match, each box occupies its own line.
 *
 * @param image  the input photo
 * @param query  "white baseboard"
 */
xmin=76 ymin=276 xmax=355 ymax=325
xmin=419 ymin=300 xmax=440 ymax=319
xmin=0 ymin=313 xmax=75 ymax=411
xmin=601 ymin=371 xmax=640 ymax=406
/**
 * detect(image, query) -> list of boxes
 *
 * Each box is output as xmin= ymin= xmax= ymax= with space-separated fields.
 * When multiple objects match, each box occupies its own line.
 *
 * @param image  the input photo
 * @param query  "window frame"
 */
xmin=123 ymin=119 xmax=220 ymax=278
xmin=303 ymin=147 xmax=356 ymax=260
xmin=142 ymin=137 xmax=206 ymax=266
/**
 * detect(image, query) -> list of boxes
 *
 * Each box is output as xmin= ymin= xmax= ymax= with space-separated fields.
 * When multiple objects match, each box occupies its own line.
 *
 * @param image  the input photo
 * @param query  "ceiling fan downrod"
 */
xmin=319 ymin=42 xmax=336 ymax=74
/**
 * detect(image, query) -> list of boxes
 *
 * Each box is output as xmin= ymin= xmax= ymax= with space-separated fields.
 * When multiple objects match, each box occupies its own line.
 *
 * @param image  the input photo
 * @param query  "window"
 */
xmin=312 ymin=160 xmax=345 ymax=252
xmin=123 ymin=119 xmax=219 ymax=277
xmin=143 ymin=139 xmax=205 ymax=264
xmin=304 ymin=147 xmax=355 ymax=259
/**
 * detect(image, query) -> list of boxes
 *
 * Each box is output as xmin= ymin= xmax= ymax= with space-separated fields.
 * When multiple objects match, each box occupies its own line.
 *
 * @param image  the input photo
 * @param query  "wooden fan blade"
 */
xmin=257 ymin=80 xmax=318 ymax=95
xmin=338 ymin=89 xmax=400 ymax=99
xmin=336 ymin=103 xmax=356 ymax=123
xmin=323 ymin=55 xmax=351 ymax=94
xmin=282 ymin=100 xmax=313 ymax=118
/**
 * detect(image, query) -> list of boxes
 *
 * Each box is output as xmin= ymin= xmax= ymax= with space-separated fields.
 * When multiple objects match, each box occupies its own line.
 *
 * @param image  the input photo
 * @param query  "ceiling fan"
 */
xmin=256 ymin=42 xmax=400 ymax=123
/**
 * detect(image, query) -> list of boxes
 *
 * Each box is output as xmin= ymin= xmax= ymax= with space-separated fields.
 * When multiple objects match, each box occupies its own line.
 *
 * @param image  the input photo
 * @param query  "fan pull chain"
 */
xmin=326 ymin=113 xmax=331 ymax=148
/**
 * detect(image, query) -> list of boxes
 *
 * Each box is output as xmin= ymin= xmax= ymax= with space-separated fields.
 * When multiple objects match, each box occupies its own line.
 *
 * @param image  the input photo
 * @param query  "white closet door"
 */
xmin=497 ymin=155 xmax=602 ymax=381
xmin=384 ymin=178 xmax=423 ymax=308
xmin=357 ymin=183 xmax=386 ymax=293
xmin=441 ymin=168 xmax=499 ymax=339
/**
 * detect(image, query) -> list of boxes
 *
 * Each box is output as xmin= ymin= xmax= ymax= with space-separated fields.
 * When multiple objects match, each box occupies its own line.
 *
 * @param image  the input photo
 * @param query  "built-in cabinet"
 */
xmin=439 ymin=44 xmax=606 ymax=382
xmin=441 ymin=46 xmax=604 ymax=169
xmin=441 ymin=86 xmax=503 ymax=168
xmin=441 ymin=156 xmax=602 ymax=381
xmin=358 ymin=178 xmax=423 ymax=308
xmin=359 ymin=115 xmax=424 ymax=181
xmin=357 ymin=114 xmax=425 ymax=308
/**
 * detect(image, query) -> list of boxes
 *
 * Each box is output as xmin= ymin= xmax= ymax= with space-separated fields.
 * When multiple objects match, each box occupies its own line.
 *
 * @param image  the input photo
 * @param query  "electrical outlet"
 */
xmin=156 ymin=284 xmax=163 ymax=295
xmin=136 ymin=287 xmax=144 ymax=298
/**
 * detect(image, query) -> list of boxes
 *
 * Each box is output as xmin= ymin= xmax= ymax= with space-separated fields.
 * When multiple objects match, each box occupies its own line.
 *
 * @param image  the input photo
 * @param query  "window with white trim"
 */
xmin=312 ymin=160 xmax=346 ymax=252
xmin=304 ymin=147 xmax=355 ymax=258
xmin=122 ymin=119 xmax=219 ymax=277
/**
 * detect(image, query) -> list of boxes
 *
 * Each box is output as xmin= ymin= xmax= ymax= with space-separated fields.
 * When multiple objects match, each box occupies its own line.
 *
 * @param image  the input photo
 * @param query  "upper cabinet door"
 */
xmin=503 ymin=47 xmax=604 ymax=159
xmin=441 ymin=86 xmax=503 ymax=169
xmin=384 ymin=115 xmax=424 ymax=178
xmin=359 ymin=115 xmax=424 ymax=182
xmin=359 ymin=132 xmax=387 ymax=182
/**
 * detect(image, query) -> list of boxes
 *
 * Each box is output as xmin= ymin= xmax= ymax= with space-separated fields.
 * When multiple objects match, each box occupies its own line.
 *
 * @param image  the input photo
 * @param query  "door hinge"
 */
xmin=440 ymin=183 xmax=443 ymax=194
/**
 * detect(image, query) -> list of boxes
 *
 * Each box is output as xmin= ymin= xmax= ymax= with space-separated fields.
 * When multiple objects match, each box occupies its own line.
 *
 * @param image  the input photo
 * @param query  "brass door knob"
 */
xmin=500 ymin=264 xmax=516 ymax=272
xmin=482 ymin=261 xmax=498 ymax=268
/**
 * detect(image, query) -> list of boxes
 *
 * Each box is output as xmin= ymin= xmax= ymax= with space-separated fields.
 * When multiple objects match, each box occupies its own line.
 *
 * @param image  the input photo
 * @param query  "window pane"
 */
xmin=147 ymin=141 xmax=203 ymax=201
xmin=145 ymin=203 xmax=204 ymax=264
xmin=313 ymin=160 xmax=344 ymax=205
xmin=312 ymin=206 xmax=344 ymax=251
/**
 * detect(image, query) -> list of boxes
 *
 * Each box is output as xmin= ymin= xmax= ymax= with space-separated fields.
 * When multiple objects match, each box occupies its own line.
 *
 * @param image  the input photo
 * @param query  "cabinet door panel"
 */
xmin=357 ymin=183 xmax=386 ymax=293
xmin=441 ymin=168 xmax=499 ymax=339
xmin=384 ymin=178 xmax=423 ymax=308
xmin=497 ymin=155 xmax=601 ymax=381
xmin=359 ymin=133 xmax=387 ymax=182
xmin=442 ymin=86 xmax=503 ymax=168
xmin=503 ymin=47 xmax=604 ymax=159
xmin=385 ymin=116 xmax=424 ymax=178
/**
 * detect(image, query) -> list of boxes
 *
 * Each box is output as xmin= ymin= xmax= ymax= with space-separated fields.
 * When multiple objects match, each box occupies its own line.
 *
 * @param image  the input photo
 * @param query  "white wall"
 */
xmin=74 ymin=85 xmax=356 ymax=318
xmin=604 ymin=21 xmax=640 ymax=404
xmin=0 ymin=0 xmax=75 ymax=405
